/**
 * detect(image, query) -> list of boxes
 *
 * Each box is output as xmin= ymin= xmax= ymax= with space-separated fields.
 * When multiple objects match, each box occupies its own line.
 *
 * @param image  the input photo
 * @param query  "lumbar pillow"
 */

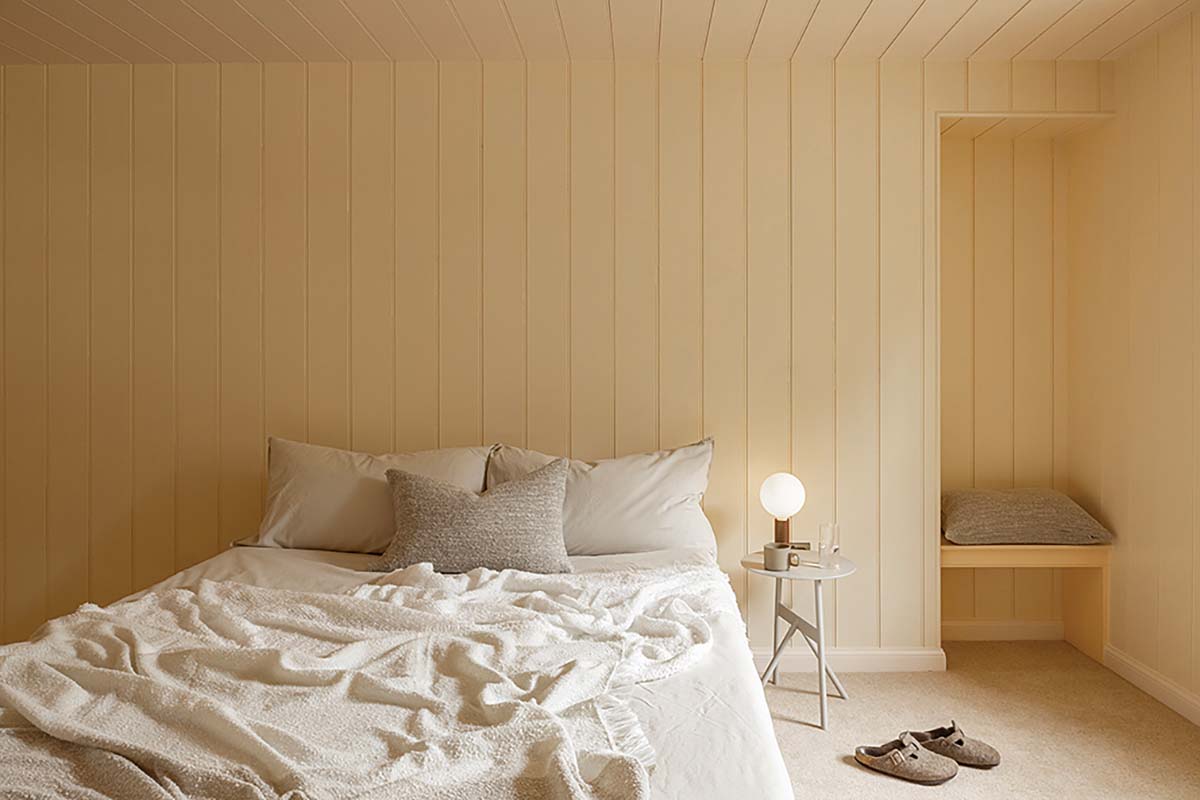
xmin=372 ymin=458 xmax=571 ymax=574
xmin=942 ymin=488 xmax=1113 ymax=546
xmin=250 ymin=437 xmax=494 ymax=554
xmin=485 ymin=440 xmax=715 ymax=556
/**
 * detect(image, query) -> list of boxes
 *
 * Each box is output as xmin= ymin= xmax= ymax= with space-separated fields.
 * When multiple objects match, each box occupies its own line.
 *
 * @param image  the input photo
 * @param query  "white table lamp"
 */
xmin=760 ymin=472 xmax=806 ymax=544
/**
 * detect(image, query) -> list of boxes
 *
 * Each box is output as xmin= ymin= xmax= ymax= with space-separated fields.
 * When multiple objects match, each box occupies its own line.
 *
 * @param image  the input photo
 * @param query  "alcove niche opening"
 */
xmin=937 ymin=111 xmax=1113 ymax=655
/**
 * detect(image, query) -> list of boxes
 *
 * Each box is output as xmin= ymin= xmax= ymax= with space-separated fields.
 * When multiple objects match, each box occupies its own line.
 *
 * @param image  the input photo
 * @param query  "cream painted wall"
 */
xmin=1065 ymin=14 xmax=1200 ymax=704
xmin=0 ymin=58 xmax=1104 ymax=657
xmin=939 ymin=128 xmax=1067 ymax=637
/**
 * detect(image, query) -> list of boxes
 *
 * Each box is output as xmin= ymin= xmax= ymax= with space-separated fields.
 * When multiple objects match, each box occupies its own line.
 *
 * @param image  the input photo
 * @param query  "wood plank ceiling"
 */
xmin=0 ymin=0 xmax=1192 ymax=63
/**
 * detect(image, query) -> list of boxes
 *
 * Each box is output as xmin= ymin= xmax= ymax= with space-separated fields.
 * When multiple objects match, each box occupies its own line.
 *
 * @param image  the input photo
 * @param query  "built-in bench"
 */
xmin=941 ymin=540 xmax=1111 ymax=662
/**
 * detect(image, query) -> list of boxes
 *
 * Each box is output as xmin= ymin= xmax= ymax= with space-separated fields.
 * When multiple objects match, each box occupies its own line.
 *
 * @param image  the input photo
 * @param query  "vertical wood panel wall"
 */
xmin=0 ymin=58 xmax=1100 ymax=651
xmin=1066 ymin=15 xmax=1200 ymax=702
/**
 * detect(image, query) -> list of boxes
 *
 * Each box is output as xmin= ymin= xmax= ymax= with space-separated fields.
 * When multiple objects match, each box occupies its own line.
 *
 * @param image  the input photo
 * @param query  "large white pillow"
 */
xmin=485 ymin=439 xmax=715 ymax=555
xmin=251 ymin=437 xmax=493 ymax=553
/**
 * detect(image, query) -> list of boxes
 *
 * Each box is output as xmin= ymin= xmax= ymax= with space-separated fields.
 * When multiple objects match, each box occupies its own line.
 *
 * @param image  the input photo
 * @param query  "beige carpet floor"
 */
xmin=765 ymin=641 xmax=1200 ymax=799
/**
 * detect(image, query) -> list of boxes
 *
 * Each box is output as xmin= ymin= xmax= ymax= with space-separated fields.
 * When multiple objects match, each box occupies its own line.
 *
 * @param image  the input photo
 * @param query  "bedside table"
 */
xmin=741 ymin=551 xmax=857 ymax=730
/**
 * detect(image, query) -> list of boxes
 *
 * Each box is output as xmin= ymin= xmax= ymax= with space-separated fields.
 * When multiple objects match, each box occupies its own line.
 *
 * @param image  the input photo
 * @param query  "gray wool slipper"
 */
xmin=911 ymin=721 xmax=1001 ymax=768
xmin=854 ymin=732 xmax=959 ymax=785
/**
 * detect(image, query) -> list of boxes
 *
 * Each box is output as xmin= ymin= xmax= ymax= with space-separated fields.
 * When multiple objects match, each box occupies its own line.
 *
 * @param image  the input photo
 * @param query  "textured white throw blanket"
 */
xmin=0 ymin=561 xmax=727 ymax=800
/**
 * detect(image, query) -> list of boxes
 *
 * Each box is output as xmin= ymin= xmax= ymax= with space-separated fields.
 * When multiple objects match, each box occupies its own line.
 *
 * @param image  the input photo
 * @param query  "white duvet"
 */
xmin=0 ymin=560 xmax=730 ymax=800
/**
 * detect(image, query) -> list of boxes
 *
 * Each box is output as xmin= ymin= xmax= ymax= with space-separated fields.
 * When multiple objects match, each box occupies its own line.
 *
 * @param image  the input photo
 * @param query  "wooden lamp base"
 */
xmin=774 ymin=518 xmax=790 ymax=544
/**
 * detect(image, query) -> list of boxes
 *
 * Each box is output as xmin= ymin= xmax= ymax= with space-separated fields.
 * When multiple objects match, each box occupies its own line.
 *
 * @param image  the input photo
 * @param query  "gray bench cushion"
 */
xmin=942 ymin=488 xmax=1113 ymax=546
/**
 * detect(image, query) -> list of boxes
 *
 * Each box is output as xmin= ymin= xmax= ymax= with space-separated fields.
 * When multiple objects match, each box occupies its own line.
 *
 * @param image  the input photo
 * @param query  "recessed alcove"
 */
xmin=938 ymin=110 xmax=1114 ymax=651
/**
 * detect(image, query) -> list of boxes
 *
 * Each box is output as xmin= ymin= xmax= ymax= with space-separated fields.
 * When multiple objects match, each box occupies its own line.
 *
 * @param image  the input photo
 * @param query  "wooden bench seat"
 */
xmin=941 ymin=540 xmax=1111 ymax=662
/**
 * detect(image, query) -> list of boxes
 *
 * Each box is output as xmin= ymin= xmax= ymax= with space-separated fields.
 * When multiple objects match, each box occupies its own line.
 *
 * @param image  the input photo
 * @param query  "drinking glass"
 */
xmin=818 ymin=522 xmax=840 ymax=567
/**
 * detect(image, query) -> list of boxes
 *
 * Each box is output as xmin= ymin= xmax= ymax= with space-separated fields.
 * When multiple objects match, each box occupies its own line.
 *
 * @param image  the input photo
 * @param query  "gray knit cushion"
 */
xmin=371 ymin=458 xmax=571 ymax=574
xmin=942 ymin=488 xmax=1112 ymax=546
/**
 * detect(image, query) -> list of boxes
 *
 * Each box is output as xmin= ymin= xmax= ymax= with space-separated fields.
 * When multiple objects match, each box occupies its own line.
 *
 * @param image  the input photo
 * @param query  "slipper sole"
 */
xmin=854 ymin=757 xmax=956 ymax=786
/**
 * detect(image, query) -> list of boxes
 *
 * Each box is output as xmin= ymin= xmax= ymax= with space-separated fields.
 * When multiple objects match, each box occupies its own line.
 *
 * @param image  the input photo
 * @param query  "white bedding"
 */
xmin=2 ymin=547 xmax=793 ymax=799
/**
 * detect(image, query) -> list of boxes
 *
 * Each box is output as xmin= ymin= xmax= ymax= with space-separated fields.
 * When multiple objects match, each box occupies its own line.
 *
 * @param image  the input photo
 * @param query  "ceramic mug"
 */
xmin=764 ymin=542 xmax=792 ymax=571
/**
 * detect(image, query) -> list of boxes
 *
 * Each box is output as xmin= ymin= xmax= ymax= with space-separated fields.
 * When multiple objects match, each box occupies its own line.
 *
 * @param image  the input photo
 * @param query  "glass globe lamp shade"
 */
xmin=759 ymin=472 xmax=806 ymax=520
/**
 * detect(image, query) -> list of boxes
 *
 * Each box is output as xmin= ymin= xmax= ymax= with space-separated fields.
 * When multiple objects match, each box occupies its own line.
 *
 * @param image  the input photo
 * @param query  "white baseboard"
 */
xmin=752 ymin=646 xmax=946 ymax=673
xmin=1104 ymin=645 xmax=1200 ymax=727
xmin=942 ymin=619 xmax=1064 ymax=641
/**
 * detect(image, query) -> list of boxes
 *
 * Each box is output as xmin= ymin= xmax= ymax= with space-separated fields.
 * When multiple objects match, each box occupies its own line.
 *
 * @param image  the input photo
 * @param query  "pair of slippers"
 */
xmin=854 ymin=721 xmax=1000 ymax=785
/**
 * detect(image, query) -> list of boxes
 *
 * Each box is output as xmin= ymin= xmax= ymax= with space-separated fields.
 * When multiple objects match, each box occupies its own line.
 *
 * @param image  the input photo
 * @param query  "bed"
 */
xmin=0 ymin=544 xmax=794 ymax=799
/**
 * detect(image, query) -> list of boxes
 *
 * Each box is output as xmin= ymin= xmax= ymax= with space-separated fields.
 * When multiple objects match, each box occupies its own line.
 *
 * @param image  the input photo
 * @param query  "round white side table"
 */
xmin=741 ymin=551 xmax=857 ymax=730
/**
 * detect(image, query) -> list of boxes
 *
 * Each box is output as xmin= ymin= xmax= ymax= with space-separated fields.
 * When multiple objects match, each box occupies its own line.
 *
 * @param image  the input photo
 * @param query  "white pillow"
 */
xmin=251 ymin=437 xmax=493 ymax=553
xmin=485 ymin=439 xmax=715 ymax=555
